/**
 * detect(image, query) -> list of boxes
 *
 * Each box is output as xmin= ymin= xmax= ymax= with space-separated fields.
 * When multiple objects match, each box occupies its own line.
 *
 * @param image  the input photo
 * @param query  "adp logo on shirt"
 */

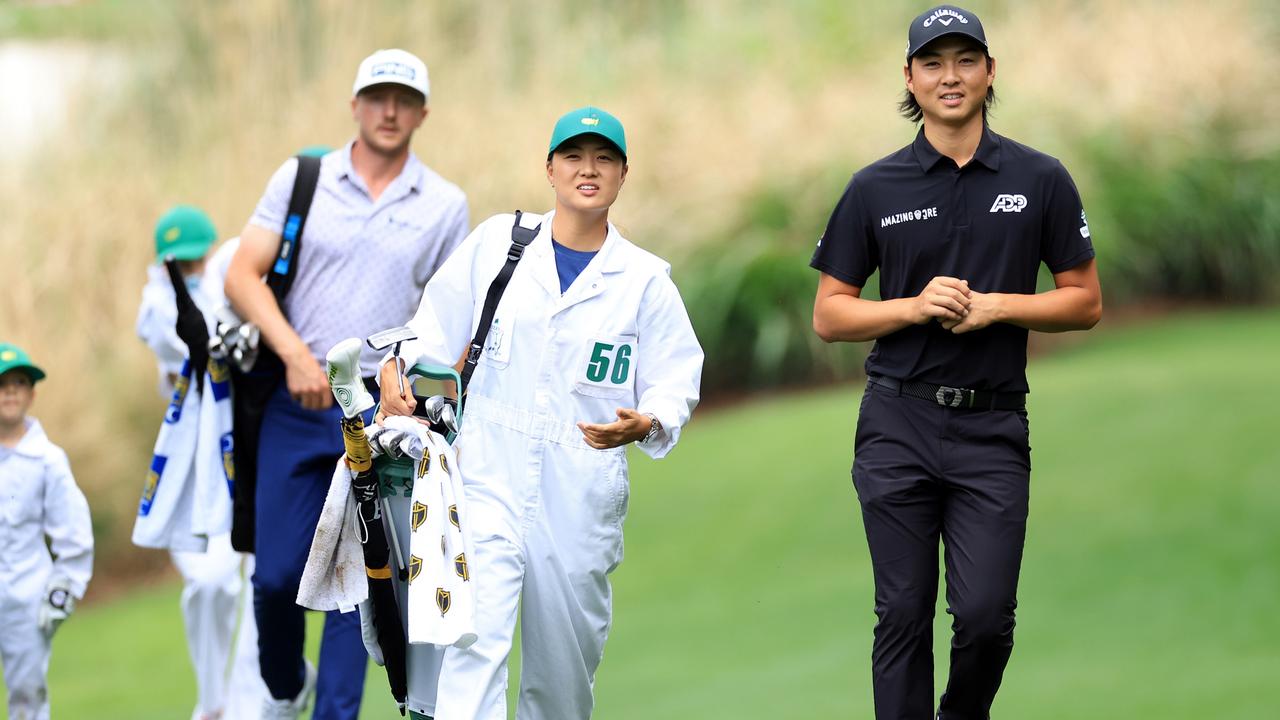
xmin=990 ymin=194 xmax=1028 ymax=213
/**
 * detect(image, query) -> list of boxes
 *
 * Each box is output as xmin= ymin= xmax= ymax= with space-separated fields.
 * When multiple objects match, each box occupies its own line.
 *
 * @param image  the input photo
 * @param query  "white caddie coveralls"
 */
xmin=395 ymin=211 xmax=703 ymax=719
xmin=0 ymin=418 xmax=93 ymax=720
xmin=135 ymin=241 xmax=266 ymax=719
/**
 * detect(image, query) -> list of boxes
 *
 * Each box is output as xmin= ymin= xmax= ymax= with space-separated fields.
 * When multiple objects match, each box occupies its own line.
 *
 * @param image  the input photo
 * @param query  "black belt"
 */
xmin=362 ymin=377 xmax=380 ymax=395
xmin=868 ymin=375 xmax=1025 ymax=411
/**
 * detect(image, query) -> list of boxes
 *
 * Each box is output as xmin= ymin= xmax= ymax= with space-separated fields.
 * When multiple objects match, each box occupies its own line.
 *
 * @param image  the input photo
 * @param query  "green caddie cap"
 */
xmin=548 ymin=106 xmax=627 ymax=160
xmin=0 ymin=342 xmax=46 ymax=383
xmin=154 ymin=205 xmax=217 ymax=261
xmin=297 ymin=144 xmax=331 ymax=158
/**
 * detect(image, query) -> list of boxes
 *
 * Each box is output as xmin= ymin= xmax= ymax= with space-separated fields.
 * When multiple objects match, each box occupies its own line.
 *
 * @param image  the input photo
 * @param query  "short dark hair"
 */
xmin=898 ymin=55 xmax=996 ymax=123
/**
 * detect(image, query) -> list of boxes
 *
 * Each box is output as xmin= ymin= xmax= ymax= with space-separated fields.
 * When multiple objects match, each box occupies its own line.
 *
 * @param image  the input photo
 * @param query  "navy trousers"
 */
xmin=253 ymin=383 xmax=373 ymax=719
xmin=853 ymin=377 xmax=1031 ymax=720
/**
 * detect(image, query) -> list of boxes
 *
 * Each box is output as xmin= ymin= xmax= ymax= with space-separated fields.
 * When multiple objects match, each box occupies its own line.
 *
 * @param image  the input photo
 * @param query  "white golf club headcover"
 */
xmin=326 ymin=338 xmax=375 ymax=420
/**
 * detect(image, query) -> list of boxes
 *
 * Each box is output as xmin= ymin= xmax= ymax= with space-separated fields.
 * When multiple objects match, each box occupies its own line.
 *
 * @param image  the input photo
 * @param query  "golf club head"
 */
xmin=438 ymin=403 xmax=459 ymax=435
xmin=372 ymin=428 xmax=408 ymax=458
xmin=366 ymin=326 xmax=418 ymax=352
xmin=419 ymin=395 xmax=446 ymax=421
xmin=416 ymin=394 xmax=460 ymax=436
xmin=395 ymin=431 xmax=423 ymax=460
xmin=231 ymin=325 xmax=260 ymax=372
xmin=207 ymin=335 xmax=229 ymax=360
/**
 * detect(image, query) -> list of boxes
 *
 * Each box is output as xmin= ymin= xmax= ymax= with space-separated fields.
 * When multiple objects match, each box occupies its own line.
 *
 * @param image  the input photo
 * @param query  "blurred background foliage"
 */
xmin=1 ymin=0 xmax=1277 ymax=581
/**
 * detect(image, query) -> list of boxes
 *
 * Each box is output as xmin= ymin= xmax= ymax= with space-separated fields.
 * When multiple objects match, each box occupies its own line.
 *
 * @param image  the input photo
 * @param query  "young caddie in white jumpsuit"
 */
xmin=381 ymin=107 xmax=703 ymax=719
xmin=136 ymin=205 xmax=265 ymax=720
xmin=0 ymin=343 xmax=94 ymax=720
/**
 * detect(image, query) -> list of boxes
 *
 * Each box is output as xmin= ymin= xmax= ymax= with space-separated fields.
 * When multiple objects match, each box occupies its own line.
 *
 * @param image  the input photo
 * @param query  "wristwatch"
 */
xmin=640 ymin=413 xmax=661 ymax=444
xmin=49 ymin=588 xmax=69 ymax=610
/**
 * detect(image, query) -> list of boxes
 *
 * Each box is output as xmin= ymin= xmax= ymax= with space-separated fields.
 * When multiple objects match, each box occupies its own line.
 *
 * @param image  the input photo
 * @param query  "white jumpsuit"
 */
xmin=0 ymin=418 xmax=93 ymax=720
xmin=397 ymin=211 xmax=703 ymax=719
xmin=135 ymin=241 xmax=266 ymax=719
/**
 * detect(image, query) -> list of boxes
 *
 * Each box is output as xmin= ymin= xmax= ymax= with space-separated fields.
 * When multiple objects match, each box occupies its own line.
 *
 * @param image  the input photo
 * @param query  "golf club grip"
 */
xmin=339 ymin=416 xmax=374 ymax=473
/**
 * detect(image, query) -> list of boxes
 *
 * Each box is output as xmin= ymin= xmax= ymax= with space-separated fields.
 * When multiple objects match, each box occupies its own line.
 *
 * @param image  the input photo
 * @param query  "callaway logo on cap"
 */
xmin=923 ymin=7 xmax=969 ymax=27
xmin=906 ymin=4 xmax=988 ymax=60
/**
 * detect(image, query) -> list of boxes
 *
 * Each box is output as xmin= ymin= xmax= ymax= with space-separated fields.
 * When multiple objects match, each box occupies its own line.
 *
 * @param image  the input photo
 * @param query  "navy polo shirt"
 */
xmin=811 ymin=126 xmax=1095 ymax=392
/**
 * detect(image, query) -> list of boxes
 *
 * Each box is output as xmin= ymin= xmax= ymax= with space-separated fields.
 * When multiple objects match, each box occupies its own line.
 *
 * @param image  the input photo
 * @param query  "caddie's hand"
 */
xmin=940 ymin=290 xmax=1002 ymax=334
xmin=912 ymin=276 xmax=971 ymax=325
xmin=578 ymin=408 xmax=649 ymax=449
xmin=284 ymin=348 xmax=332 ymax=411
xmin=37 ymin=582 xmax=75 ymax=636
xmin=376 ymin=358 xmax=416 ymax=419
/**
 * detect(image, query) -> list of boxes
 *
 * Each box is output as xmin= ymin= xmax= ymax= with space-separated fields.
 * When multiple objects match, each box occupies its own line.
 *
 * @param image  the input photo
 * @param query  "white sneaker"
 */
xmin=261 ymin=659 xmax=317 ymax=719
xmin=326 ymin=338 xmax=375 ymax=419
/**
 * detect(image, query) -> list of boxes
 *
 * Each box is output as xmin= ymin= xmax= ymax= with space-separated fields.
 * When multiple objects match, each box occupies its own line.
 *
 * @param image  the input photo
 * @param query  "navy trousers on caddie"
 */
xmin=853 ymin=377 xmax=1032 ymax=720
xmin=253 ymin=383 xmax=375 ymax=719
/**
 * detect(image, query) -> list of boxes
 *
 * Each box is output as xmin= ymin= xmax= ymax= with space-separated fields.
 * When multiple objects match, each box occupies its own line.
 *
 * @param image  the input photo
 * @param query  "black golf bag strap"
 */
xmin=461 ymin=210 xmax=541 ymax=393
xmin=266 ymin=154 xmax=322 ymax=302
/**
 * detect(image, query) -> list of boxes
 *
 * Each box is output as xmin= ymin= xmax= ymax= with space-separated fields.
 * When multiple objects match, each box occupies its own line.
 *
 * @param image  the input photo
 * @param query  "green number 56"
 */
xmin=586 ymin=342 xmax=632 ymax=385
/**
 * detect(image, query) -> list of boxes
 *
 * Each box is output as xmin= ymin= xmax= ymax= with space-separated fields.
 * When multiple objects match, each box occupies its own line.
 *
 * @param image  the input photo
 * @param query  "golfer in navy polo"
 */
xmin=810 ymin=5 xmax=1102 ymax=718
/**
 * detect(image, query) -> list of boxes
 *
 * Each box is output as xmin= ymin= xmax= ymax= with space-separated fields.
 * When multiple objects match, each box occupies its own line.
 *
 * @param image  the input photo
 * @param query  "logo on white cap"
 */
xmin=923 ymin=8 xmax=968 ymax=27
xmin=371 ymin=61 xmax=416 ymax=82
xmin=353 ymin=49 xmax=429 ymax=99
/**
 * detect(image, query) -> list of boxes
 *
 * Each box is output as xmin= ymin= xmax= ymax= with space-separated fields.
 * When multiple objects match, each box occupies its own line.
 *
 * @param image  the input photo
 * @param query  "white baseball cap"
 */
xmin=352 ymin=49 xmax=430 ymax=101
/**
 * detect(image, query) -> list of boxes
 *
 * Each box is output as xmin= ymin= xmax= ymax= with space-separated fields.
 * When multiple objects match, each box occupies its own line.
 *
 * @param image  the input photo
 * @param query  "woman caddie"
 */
xmin=379 ymin=107 xmax=703 ymax=720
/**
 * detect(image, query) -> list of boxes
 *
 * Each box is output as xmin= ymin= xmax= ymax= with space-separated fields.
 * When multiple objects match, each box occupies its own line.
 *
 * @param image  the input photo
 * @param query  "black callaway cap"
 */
xmin=906 ymin=4 xmax=988 ymax=60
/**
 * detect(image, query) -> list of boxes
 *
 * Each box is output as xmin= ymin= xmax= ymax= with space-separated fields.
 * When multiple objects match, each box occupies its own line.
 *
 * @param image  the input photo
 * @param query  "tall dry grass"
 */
xmin=1 ymin=0 xmax=1276 ymax=585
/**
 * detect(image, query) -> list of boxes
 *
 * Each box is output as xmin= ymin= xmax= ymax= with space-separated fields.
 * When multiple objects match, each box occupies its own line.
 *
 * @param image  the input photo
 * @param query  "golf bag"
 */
xmin=228 ymin=153 xmax=322 ymax=552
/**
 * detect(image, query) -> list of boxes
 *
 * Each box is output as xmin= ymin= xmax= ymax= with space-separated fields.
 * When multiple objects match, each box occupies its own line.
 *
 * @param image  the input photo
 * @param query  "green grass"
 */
xmin=10 ymin=309 xmax=1278 ymax=718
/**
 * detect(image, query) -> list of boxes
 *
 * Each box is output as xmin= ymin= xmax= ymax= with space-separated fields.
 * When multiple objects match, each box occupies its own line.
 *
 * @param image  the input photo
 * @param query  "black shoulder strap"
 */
xmin=266 ymin=154 xmax=323 ymax=302
xmin=461 ymin=210 xmax=541 ymax=393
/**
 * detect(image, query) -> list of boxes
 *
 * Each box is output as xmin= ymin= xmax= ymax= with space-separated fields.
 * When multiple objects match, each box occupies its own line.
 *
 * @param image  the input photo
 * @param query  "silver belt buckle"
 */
xmin=935 ymin=385 xmax=968 ymax=408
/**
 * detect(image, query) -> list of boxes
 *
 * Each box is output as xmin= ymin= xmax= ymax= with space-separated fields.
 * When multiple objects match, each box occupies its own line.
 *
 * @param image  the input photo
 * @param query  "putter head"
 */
xmin=366 ymin=326 xmax=418 ymax=352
